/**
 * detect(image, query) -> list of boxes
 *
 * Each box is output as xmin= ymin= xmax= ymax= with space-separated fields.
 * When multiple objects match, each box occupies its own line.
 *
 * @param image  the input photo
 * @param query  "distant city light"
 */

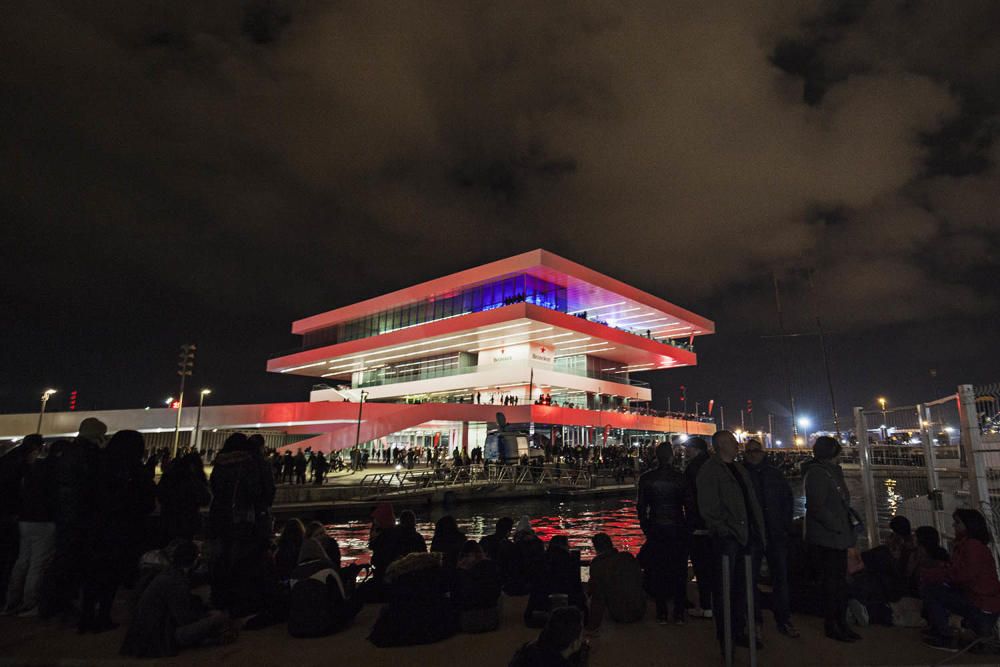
xmin=775 ymin=440 xmax=783 ymax=446
xmin=944 ymin=426 xmax=956 ymax=433
xmin=797 ymin=416 xmax=812 ymax=429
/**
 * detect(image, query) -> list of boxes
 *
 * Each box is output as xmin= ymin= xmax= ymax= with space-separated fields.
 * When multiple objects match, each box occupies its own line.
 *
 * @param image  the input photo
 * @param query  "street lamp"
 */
xmin=191 ymin=389 xmax=211 ymax=452
xmin=36 ymin=389 xmax=57 ymax=434
xmin=878 ymin=397 xmax=888 ymax=442
xmin=353 ymin=390 xmax=369 ymax=473
xmin=797 ymin=416 xmax=812 ymax=431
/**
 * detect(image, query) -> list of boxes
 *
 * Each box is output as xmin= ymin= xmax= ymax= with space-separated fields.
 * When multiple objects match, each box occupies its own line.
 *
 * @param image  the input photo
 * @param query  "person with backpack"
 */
xmin=287 ymin=538 xmax=361 ymax=637
xmin=208 ymin=433 xmax=275 ymax=613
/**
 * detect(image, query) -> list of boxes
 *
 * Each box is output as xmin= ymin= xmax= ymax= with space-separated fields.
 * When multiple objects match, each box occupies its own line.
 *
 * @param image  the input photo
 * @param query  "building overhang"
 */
xmin=289 ymin=249 xmax=714 ymax=337
xmin=267 ymin=303 xmax=698 ymax=379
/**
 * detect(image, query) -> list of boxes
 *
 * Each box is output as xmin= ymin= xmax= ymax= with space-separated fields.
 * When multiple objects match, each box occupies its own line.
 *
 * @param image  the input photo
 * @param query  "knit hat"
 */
xmin=515 ymin=515 xmax=533 ymax=534
xmin=812 ymin=435 xmax=841 ymax=461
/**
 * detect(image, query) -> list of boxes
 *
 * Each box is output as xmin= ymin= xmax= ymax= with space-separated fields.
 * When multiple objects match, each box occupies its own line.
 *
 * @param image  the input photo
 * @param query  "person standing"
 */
xmin=208 ymin=433 xmax=276 ymax=613
xmin=294 ymin=449 xmax=307 ymax=485
xmin=743 ymin=439 xmax=799 ymax=638
xmin=3 ymin=435 xmax=56 ymax=616
xmin=637 ymin=442 xmax=689 ymax=623
xmin=683 ymin=436 xmax=713 ymax=618
xmin=39 ymin=418 xmax=107 ymax=619
xmin=697 ymin=430 xmax=767 ymax=650
xmin=79 ymin=430 xmax=156 ymax=633
xmin=802 ymin=436 xmax=861 ymax=643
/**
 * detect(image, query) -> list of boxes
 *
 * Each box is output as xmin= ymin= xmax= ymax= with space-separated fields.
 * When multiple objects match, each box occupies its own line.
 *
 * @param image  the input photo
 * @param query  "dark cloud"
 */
xmin=2 ymin=0 xmax=999 ymax=413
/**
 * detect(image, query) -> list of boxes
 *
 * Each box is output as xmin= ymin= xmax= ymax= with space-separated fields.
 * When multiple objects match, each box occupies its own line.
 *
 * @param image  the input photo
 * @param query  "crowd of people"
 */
xmin=2 ymin=419 xmax=1000 ymax=663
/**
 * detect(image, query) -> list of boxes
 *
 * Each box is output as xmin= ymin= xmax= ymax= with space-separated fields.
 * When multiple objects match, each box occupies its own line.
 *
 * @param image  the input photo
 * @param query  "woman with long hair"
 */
xmin=921 ymin=509 xmax=1000 ymax=649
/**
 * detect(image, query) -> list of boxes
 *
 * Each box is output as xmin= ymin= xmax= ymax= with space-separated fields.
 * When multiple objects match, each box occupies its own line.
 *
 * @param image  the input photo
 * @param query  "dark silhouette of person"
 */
xmin=637 ymin=441 xmax=689 ymax=623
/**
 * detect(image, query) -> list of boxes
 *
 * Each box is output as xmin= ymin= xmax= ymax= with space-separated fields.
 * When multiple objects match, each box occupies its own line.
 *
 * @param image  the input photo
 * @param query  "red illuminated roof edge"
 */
xmin=291 ymin=249 xmax=714 ymax=335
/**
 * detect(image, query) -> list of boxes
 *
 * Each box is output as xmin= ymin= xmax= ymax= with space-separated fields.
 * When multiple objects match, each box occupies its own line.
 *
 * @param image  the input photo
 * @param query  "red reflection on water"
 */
xmin=321 ymin=499 xmax=645 ymax=568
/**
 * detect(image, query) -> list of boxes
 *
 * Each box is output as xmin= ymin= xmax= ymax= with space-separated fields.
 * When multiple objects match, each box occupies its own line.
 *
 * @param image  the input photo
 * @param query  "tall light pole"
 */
xmin=192 ymin=388 xmax=211 ymax=452
xmin=36 ymin=389 xmax=57 ymax=434
xmin=353 ymin=390 xmax=369 ymax=471
xmin=878 ymin=397 xmax=888 ymax=442
xmin=172 ymin=344 xmax=196 ymax=458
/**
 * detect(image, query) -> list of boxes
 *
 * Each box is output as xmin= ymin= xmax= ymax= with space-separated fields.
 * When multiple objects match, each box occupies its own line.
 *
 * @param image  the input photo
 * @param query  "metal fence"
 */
xmin=852 ymin=383 xmax=1000 ymax=563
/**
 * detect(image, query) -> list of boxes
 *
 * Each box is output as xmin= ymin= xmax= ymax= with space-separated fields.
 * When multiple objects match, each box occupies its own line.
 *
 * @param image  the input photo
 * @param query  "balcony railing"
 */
xmin=352 ymin=363 xmax=651 ymax=390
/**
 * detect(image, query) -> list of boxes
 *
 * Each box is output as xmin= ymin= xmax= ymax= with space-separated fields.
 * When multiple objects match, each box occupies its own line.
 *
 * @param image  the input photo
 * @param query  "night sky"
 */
xmin=3 ymin=2 xmax=999 ymax=432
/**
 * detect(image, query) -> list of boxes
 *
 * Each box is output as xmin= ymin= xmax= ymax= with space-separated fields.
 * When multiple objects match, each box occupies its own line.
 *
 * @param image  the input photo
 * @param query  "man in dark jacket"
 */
xmin=208 ymin=433 xmax=275 ymax=613
xmin=637 ymin=442 xmax=689 ymax=623
xmin=803 ymin=436 xmax=860 ymax=642
xmin=743 ymin=439 xmax=799 ymax=638
xmin=39 ymin=418 xmax=106 ymax=619
xmin=697 ymin=430 xmax=767 ymax=651
xmin=683 ymin=436 xmax=713 ymax=617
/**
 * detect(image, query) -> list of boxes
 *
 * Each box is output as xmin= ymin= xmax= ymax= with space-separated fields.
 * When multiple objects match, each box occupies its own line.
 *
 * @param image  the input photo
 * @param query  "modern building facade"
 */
xmin=0 ymin=250 xmax=715 ymax=453
xmin=266 ymin=249 xmax=715 ymax=453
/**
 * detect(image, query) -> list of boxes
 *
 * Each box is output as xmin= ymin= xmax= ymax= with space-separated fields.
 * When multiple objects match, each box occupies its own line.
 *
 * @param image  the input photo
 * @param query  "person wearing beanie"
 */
xmin=803 ymin=435 xmax=860 ymax=643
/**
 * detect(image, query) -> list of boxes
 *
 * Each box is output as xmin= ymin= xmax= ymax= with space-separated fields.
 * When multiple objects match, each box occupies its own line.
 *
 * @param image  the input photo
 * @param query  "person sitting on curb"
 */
xmin=510 ymin=606 xmax=591 ymax=667
xmin=920 ymin=509 xmax=1000 ymax=651
xmin=586 ymin=533 xmax=644 ymax=634
xmin=121 ymin=540 xmax=236 ymax=658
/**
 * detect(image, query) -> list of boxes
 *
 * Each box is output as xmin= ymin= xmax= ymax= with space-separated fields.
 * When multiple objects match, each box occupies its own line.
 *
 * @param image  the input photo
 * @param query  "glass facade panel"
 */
xmin=301 ymin=273 xmax=569 ymax=348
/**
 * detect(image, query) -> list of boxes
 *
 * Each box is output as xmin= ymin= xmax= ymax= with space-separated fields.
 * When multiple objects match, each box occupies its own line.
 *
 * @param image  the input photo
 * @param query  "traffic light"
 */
xmin=746 ymin=399 xmax=753 ymax=415
xmin=69 ymin=390 xmax=78 ymax=411
xmin=178 ymin=343 xmax=196 ymax=377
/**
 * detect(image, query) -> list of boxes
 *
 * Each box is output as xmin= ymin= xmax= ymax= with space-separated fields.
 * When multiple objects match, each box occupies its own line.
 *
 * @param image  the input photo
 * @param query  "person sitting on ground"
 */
xmin=454 ymin=540 xmax=502 ymax=633
xmin=506 ymin=516 xmax=545 ymax=596
xmin=274 ymin=519 xmax=305 ymax=582
xmin=431 ymin=515 xmax=467 ymax=569
xmin=524 ymin=535 xmax=587 ymax=628
xmin=914 ymin=526 xmax=950 ymax=569
xmin=287 ymin=538 xmax=362 ymax=638
xmin=863 ymin=515 xmax=918 ymax=603
xmin=368 ymin=551 xmax=458 ymax=647
xmin=586 ymin=533 xmax=644 ymax=633
xmin=480 ymin=516 xmax=516 ymax=567
xmin=510 ymin=606 xmax=591 ymax=667
xmin=121 ymin=540 xmax=236 ymax=658
xmin=363 ymin=507 xmax=425 ymax=602
xmin=920 ymin=509 xmax=1000 ymax=649
xmin=304 ymin=521 xmax=341 ymax=571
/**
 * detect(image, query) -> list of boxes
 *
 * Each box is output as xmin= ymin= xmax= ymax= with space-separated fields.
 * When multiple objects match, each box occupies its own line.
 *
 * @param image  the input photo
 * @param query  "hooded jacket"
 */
xmin=208 ymin=449 xmax=275 ymax=538
xmin=802 ymin=458 xmax=856 ymax=550
xmin=287 ymin=539 xmax=350 ymax=637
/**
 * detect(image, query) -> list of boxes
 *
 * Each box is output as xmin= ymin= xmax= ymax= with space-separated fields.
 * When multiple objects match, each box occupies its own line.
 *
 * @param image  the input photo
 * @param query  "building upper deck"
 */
xmin=288 ymin=249 xmax=714 ymax=352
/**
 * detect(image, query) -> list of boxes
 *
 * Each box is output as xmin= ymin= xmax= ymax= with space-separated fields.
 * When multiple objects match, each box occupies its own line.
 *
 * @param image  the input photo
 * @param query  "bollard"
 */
xmin=745 ymin=554 xmax=757 ymax=667
xmin=722 ymin=554 xmax=732 ymax=667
